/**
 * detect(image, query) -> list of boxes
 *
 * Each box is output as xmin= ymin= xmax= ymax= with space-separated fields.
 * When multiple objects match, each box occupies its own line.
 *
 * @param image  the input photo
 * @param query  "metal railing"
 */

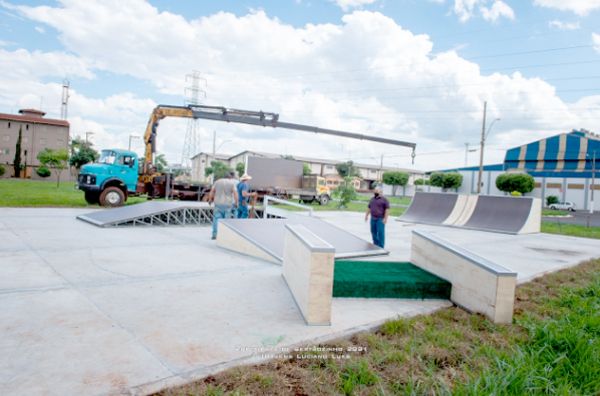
xmin=263 ymin=195 xmax=313 ymax=218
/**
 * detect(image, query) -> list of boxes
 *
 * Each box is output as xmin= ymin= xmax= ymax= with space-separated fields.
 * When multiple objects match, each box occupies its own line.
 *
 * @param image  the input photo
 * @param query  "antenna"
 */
xmin=60 ymin=79 xmax=70 ymax=120
xmin=181 ymin=70 xmax=207 ymax=173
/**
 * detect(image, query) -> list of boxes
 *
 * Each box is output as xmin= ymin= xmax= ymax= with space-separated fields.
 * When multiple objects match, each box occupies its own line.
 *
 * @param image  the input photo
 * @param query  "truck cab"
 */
xmin=78 ymin=149 xmax=139 ymax=206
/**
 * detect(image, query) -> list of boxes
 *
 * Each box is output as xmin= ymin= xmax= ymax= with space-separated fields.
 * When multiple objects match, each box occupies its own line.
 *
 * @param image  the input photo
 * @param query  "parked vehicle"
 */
xmin=246 ymin=156 xmax=331 ymax=205
xmin=548 ymin=201 xmax=576 ymax=211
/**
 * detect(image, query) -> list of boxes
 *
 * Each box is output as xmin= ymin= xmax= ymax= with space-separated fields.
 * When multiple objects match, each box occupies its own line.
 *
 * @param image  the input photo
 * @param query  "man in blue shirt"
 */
xmin=365 ymin=188 xmax=390 ymax=248
xmin=236 ymin=174 xmax=257 ymax=218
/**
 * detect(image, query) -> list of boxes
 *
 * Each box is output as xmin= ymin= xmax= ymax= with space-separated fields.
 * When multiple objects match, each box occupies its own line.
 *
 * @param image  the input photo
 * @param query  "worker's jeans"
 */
xmin=237 ymin=204 xmax=249 ymax=219
xmin=370 ymin=217 xmax=385 ymax=248
xmin=212 ymin=204 xmax=234 ymax=238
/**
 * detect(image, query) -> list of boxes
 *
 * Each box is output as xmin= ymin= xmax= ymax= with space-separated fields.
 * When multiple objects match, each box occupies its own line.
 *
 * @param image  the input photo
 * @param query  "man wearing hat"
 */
xmin=237 ymin=173 xmax=257 ymax=218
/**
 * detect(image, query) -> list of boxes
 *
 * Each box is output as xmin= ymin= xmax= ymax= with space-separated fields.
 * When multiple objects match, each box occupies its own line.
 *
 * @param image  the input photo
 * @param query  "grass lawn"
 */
xmin=286 ymin=200 xmax=406 ymax=217
xmin=354 ymin=194 xmax=412 ymax=206
xmin=0 ymin=179 xmax=147 ymax=207
xmin=542 ymin=209 xmax=571 ymax=216
xmin=157 ymin=258 xmax=600 ymax=396
xmin=542 ymin=221 xmax=600 ymax=240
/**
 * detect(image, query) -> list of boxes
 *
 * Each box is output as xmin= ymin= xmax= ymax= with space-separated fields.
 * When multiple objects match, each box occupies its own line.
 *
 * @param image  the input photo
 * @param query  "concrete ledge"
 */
xmin=282 ymin=224 xmax=335 ymax=325
xmin=410 ymin=230 xmax=517 ymax=323
xmin=520 ymin=197 xmax=542 ymax=234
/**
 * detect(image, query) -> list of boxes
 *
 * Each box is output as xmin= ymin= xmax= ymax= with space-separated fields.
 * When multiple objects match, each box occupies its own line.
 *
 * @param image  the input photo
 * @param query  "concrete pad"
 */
xmin=1 ymin=208 xmax=599 ymax=395
xmin=0 ymin=208 xmax=450 ymax=396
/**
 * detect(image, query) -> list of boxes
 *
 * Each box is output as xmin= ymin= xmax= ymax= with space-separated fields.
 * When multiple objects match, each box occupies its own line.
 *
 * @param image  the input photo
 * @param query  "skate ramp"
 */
xmin=397 ymin=192 xmax=459 ymax=225
xmin=77 ymin=201 xmax=213 ymax=227
xmin=462 ymin=196 xmax=541 ymax=234
xmin=217 ymin=215 xmax=387 ymax=263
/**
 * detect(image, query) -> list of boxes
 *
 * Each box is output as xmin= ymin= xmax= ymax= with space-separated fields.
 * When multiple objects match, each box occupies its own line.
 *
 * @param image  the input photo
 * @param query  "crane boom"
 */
xmin=144 ymin=104 xmax=416 ymax=169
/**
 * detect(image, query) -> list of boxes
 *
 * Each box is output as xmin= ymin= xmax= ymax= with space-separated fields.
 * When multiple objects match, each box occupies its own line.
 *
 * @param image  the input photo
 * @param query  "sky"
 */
xmin=0 ymin=0 xmax=599 ymax=171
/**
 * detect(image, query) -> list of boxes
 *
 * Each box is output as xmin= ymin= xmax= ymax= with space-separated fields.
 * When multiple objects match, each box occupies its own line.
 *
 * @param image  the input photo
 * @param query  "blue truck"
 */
xmin=77 ymin=149 xmax=141 ymax=206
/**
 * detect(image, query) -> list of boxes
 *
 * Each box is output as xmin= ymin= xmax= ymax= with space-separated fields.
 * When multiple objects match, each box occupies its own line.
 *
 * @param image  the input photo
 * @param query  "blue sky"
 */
xmin=0 ymin=0 xmax=599 ymax=170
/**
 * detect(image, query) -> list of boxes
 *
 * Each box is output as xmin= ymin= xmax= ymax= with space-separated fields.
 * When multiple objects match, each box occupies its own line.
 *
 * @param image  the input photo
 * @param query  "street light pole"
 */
xmin=477 ymin=102 xmax=487 ymax=194
xmin=85 ymin=131 xmax=94 ymax=145
xmin=128 ymin=134 xmax=140 ymax=151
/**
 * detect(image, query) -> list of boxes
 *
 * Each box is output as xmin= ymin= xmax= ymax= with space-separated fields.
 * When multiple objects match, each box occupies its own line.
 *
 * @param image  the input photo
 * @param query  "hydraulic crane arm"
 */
xmin=143 ymin=104 xmax=416 ymax=169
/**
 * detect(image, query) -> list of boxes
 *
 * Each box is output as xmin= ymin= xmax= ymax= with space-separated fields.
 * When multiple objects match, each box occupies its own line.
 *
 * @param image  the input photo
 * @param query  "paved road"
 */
xmin=543 ymin=211 xmax=600 ymax=227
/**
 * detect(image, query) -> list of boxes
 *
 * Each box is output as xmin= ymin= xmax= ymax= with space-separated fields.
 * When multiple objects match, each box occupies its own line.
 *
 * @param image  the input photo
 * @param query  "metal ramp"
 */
xmin=76 ymin=201 xmax=214 ymax=227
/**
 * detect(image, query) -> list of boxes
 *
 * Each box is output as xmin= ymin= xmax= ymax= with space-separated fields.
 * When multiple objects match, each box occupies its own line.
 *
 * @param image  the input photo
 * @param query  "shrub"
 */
xmin=0 ymin=164 xmax=5 ymax=176
xmin=430 ymin=172 xmax=463 ymax=190
xmin=36 ymin=166 xmax=51 ymax=178
xmin=414 ymin=178 xmax=429 ymax=186
xmin=546 ymin=195 xmax=559 ymax=206
xmin=496 ymin=173 xmax=534 ymax=194
xmin=511 ymin=191 xmax=522 ymax=196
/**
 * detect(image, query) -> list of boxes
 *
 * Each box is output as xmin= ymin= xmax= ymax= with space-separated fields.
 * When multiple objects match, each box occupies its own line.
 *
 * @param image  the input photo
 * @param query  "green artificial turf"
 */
xmin=333 ymin=260 xmax=451 ymax=299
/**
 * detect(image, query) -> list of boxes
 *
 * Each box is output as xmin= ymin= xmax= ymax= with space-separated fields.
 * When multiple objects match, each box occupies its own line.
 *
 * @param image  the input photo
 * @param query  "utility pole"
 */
xmin=212 ymin=130 xmax=216 ymax=158
xmin=591 ymin=150 xmax=596 ymax=214
xmin=464 ymin=143 xmax=469 ymax=167
xmin=128 ymin=134 xmax=140 ymax=151
xmin=85 ymin=131 xmax=94 ymax=145
xmin=477 ymin=101 xmax=487 ymax=194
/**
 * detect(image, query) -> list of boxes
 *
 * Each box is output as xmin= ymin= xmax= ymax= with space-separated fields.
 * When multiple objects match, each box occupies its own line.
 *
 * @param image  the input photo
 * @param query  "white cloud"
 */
xmin=452 ymin=0 xmax=514 ymax=23
xmin=34 ymin=25 xmax=44 ymax=33
xmin=593 ymin=33 xmax=600 ymax=53
xmin=548 ymin=20 xmax=580 ymax=30
xmin=481 ymin=1 xmax=515 ymax=22
xmin=333 ymin=0 xmax=377 ymax=12
xmin=1 ymin=1 xmax=597 ymax=170
xmin=534 ymin=0 xmax=600 ymax=16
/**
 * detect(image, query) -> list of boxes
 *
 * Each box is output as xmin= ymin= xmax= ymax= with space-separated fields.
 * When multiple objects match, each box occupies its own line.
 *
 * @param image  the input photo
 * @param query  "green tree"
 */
xmin=495 ymin=173 xmax=534 ymax=195
xmin=154 ymin=153 xmax=168 ymax=172
xmin=236 ymin=162 xmax=245 ymax=177
xmin=303 ymin=163 xmax=312 ymax=176
xmin=69 ymin=137 xmax=99 ymax=171
xmin=429 ymin=172 xmax=463 ymax=190
xmin=334 ymin=176 xmax=357 ymax=209
xmin=414 ymin=178 xmax=429 ymax=186
xmin=205 ymin=160 xmax=232 ymax=180
xmin=336 ymin=161 xmax=359 ymax=178
xmin=382 ymin=171 xmax=409 ymax=196
xmin=37 ymin=148 xmax=69 ymax=187
xmin=546 ymin=195 xmax=559 ymax=206
xmin=13 ymin=126 xmax=22 ymax=178
xmin=0 ymin=164 xmax=5 ymax=176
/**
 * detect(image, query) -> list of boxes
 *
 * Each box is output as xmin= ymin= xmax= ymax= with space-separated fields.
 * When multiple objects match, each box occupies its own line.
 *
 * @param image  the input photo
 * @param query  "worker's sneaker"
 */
xmin=211 ymin=235 xmax=216 ymax=240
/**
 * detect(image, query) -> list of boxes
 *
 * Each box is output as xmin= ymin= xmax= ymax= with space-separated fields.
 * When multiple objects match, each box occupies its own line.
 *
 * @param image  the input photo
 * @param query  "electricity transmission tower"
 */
xmin=181 ymin=71 xmax=206 ymax=172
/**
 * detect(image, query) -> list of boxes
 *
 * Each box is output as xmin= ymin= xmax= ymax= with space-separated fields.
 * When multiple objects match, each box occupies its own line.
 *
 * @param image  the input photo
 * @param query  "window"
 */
xmin=98 ymin=150 xmax=117 ymax=165
xmin=26 ymin=124 xmax=29 ymax=130
xmin=120 ymin=155 xmax=133 ymax=166
xmin=7 ymin=122 xmax=10 ymax=128
xmin=326 ymin=165 xmax=334 ymax=170
xmin=1 ymin=148 xmax=9 ymax=155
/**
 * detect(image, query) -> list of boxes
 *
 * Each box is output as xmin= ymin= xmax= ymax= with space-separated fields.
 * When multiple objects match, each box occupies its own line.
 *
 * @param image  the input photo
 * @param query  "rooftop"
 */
xmin=0 ymin=108 xmax=69 ymax=127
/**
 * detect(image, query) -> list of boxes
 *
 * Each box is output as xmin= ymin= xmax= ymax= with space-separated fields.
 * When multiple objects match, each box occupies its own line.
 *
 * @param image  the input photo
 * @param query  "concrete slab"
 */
xmin=1 ymin=208 xmax=599 ymax=395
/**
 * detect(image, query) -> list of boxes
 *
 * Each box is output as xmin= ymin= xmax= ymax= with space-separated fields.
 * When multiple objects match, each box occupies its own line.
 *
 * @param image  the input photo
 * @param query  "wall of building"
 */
xmin=0 ymin=119 xmax=70 ymax=179
xmin=454 ymin=169 xmax=598 ymax=211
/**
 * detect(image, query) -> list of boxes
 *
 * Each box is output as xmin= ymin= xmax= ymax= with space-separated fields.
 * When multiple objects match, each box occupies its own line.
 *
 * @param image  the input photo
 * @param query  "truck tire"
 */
xmin=100 ymin=186 xmax=125 ymax=207
xmin=84 ymin=191 xmax=100 ymax=205
xmin=318 ymin=194 xmax=330 ymax=206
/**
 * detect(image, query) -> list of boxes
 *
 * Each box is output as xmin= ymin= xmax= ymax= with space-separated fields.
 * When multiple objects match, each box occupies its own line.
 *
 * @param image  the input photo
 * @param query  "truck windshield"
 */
xmin=98 ymin=150 xmax=117 ymax=165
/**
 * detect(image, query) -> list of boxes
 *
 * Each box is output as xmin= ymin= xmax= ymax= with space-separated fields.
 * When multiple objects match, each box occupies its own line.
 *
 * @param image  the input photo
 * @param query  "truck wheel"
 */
xmin=319 ymin=195 xmax=330 ymax=206
xmin=84 ymin=191 xmax=100 ymax=205
xmin=100 ymin=187 xmax=125 ymax=207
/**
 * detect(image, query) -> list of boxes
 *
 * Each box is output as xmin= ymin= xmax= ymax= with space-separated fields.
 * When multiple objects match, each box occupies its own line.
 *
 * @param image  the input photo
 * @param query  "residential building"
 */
xmin=191 ymin=149 xmax=423 ymax=190
xmin=0 ymin=109 xmax=70 ymax=179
